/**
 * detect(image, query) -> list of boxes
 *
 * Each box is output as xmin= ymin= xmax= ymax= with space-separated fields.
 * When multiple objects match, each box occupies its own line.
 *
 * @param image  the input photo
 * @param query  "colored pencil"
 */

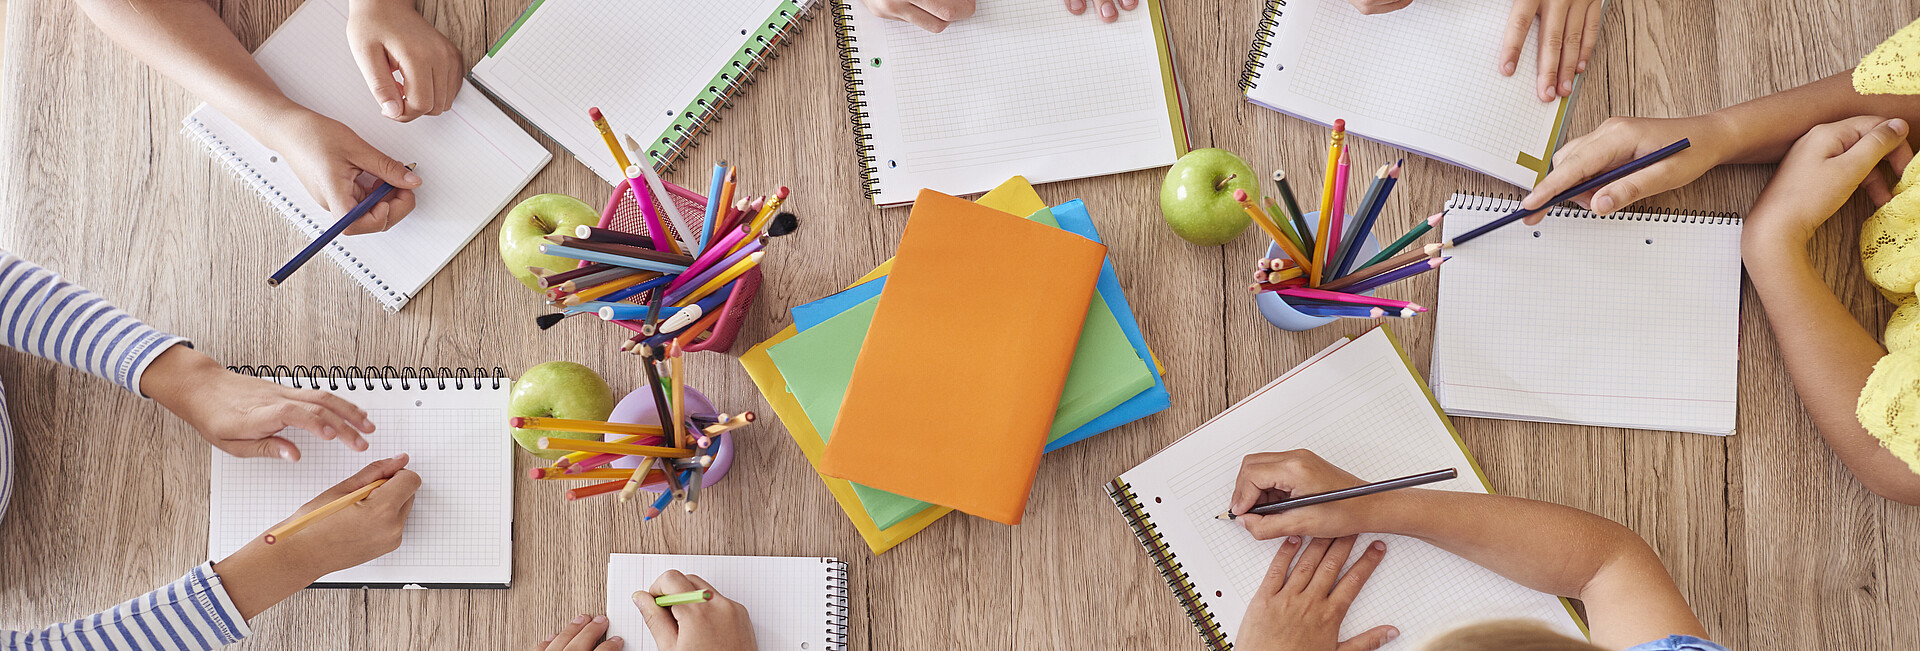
xmin=1262 ymin=196 xmax=1306 ymax=253
xmin=1447 ymin=138 xmax=1691 ymax=248
xmin=564 ymin=479 xmax=629 ymax=501
xmin=700 ymin=163 xmax=728 ymax=252
xmin=1290 ymin=303 xmax=1409 ymax=319
xmin=1313 ymin=121 xmax=1344 ymax=286
xmin=1334 ymin=163 xmax=1390 ymax=277
xmin=642 ymin=285 xmax=666 ymax=339
xmin=672 ymin=308 xmax=725 ymax=349
xmin=530 ymin=466 xmax=665 ymax=481
xmin=666 ymin=238 xmax=763 ymax=298
xmin=263 ymin=478 xmax=386 ymax=544
xmin=653 ymin=590 xmax=714 ymax=607
xmin=540 ymin=262 xmax=619 ymax=288
xmin=536 ymin=437 xmax=695 ymax=458
xmin=599 ymin=303 xmax=681 ymax=321
xmin=587 ymin=274 xmax=674 ymax=306
xmin=1341 ymin=257 xmax=1447 ymax=294
xmin=557 ymin=266 xmax=642 ymax=292
xmin=1322 ymin=244 xmax=1441 ymax=292
xmin=1216 ymin=469 xmax=1457 ymax=519
xmin=1254 ymin=267 xmax=1304 ymax=286
xmin=546 ymin=237 xmax=698 ymax=266
xmin=624 ymin=165 xmax=671 ymax=252
xmin=1327 ymin=147 xmax=1351 ymax=278
xmin=565 ymin=273 xmax=650 ymax=303
xmin=1361 ymin=212 xmax=1441 ymax=270
xmin=618 ymin=455 xmax=660 ymax=503
xmin=715 ymin=168 xmax=737 ymax=244
xmin=634 ymin=159 xmax=696 ymax=254
xmin=589 ymin=108 xmax=633 ymax=176
xmin=509 ymin=417 xmax=664 ymax=436
xmin=1273 ymin=287 xmax=1426 ymax=312
xmin=558 ymin=435 xmax=664 ymax=463
xmin=1273 ymin=169 xmax=1314 ymax=254
xmin=671 ymin=253 xmax=761 ymax=308
xmin=539 ymin=244 xmax=691 ymax=274
xmin=645 ymin=482 xmax=675 ymax=520
xmin=1235 ymin=190 xmax=1312 ymax=273
xmin=267 ymin=167 xmax=410 ymax=287
xmin=703 ymin=412 xmax=755 ymax=435
xmin=670 ymin=341 xmax=687 ymax=449
xmin=575 ymin=226 xmax=655 ymax=249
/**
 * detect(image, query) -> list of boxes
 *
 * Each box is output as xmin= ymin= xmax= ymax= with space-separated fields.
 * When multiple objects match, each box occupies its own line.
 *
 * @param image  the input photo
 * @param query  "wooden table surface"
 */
xmin=3 ymin=0 xmax=1917 ymax=649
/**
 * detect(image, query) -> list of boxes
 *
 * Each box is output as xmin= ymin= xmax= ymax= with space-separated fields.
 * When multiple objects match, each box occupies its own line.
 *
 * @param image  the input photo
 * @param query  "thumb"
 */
xmin=351 ymin=41 xmax=406 ymax=120
xmin=1837 ymin=118 xmax=1911 ymax=167
xmin=632 ymin=591 xmax=680 ymax=650
xmin=350 ymin=144 xmax=422 ymax=190
xmin=1336 ymin=625 xmax=1401 ymax=651
xmin=229 ymin=436 xmax=301 ymax=462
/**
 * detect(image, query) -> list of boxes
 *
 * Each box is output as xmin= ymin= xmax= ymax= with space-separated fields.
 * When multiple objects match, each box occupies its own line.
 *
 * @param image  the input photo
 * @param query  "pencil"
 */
xmin=510 ymin=417 xmax=665 ymax=436
xmin=670 ymin=252 xmax=761 ymax=308
xmin=1322 ymin=244 xmax=1441 ymax=292
xmin=1262 ymin=196 xmax=1306 ymax=253
xmin=536 ymin=437 xmax=695 ymax=458
xmin=1272 ymin=287 xmax=1426 ymax=312
xmin=1234 ymin=189 xmax=1312 ymax=274
xmin=540 ymin=262 xmax=619 ymax=289
xmin=669 ymin=341 xmax=688 ymax=449
xmin=546 ymin=237 xmax=698 ymax=266
xmin=1289 ymin=303 xmax=1409 ymax=319
xmin=263 ymin=478 xmax=387 ymax=544
xmin=714 ymin=167 xmax=738 ymax=245
xmin=653 ymin=590 xmax=714 ymax=607
xmin=1334 ymin=163 xmax=1390 ymax=277
xmin=624 ymin=165 xmax=671 ymax=252
xmin=618 ymin=455 xmax=660 ymax=503
xmin=1272 ymin=169 xmax=1314 ymax=254
xmin=1360 ymin=212 xmax=1441 ymax=270
xmin=1341 ymin=256 xmax=1446 ymax=294
xmin=1326 ymin=147 xmax=1351 ymax=279
xmin=644 ymin=482 xmax=675 ymax=520
xmin=1446 ymin=138 xmax=1691 ymax=248
xmin=700 ymin=163 xmax=728 ymax=252
xmin=641 ymin=352 xmax=677 ymax=444
xmin=1313 ymin=121 xmax=1344 ymax=285
xmin=1215 ymin=469 xmax=1457 ymax=520
xmin=267 ymin=165 xmax=412 ymax=287
xmin=565 ymin=273 xmax=651 ymax=303
xmin=558 ymin=434 xmax=664 ymax=465
xmin=558 ymin=266 xmax=643 ymax=292
xmin=582 ymin=274 xmax=673 ymax=307
xmin=702 ymin=411 xmax=756 ymax=435
xmin=631 ymin=153 xmax=696 ymax=255
xmin=574 ymin=226 xmax=655 ymax=249
xmin=742 ymin=186 xmax=789 ymax=241
xmin=672 ymin=308 xmax=725 ymax=349
xmin=589 ymin=108 xmax=633 ymax=176
xmin=666 ymin=238 xmax=764 ymax=297
xmin=529 ymin=466 xmax=665 ymax=481
xmin=539 ymin=244 xmax=691 ymax=274
xmin=642 ymin=285 xmax=666 ymax=341
xmin=564 ymin=478 xmax=629 ymax=501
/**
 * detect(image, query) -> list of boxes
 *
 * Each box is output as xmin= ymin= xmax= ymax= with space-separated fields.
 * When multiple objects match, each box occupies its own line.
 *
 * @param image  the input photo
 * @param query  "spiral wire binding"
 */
xmin=833 ymin=0 xmax=880 ymax=200
xmin=181 ymin=118 xmax=408 ymax=312
xmin=649 ymin=1 xmax=818 ymax=173
xmin=825 ymin=559 xmax=851 ymax=650
xmin=226 ymin=365 xmax=509 ymax=390
xmin=1239 ymin=0 xmax=1286 ymax=92
xmin=1107 ymin=480 xmax=1229 ymax=650
xmin=1444 ymin=192 xmax=1742 ymax=225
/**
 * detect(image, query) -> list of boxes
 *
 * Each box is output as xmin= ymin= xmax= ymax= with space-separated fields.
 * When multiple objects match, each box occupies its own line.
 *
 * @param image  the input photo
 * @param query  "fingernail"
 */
xmin=608 ymin=637 xmax=622 ymax=643
xmin=1561 ymin=79 xmax=1573 ymax=94
xmin=1371 ymin=540 xmax=1386 ymax=550
xmin=1386 ymin=627 xmax=1400 ymax=640
xmin=403 ymin=171 xmax=423 ymax=185
xmin=573 ymin=614 xmax=588 ymax=624
xmin=1891 ymin=118 xmax=1909 ymax=135
xmin=543 ymin=635 xmax=555 ymax=643
xmin=389 ymin=453 xmax=406 ymax=461
xmin=1577 ymin=60 xmax=1587 ymax=73
xmin=592 ymin=615 xmax=606 ymax=624
xmin=1286 ymin=535 xmax=1301 ymax=544
xmin=1101 ymin=4 xmax=1116 ymax=18
xmin=280 ymin=449 xmax=296 ymax=461
xmin=382 ymin=101 xmax=402 ymax=118
xmin=1502 ymin=61 xmax=1516 ymax=75
xmin=1593 ymin=194 xmax=1615 ymax=214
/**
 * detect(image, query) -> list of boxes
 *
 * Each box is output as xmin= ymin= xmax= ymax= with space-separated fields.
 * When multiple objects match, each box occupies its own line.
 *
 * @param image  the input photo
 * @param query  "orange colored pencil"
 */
xmin=510 ymin=417 xmax=663 ymax=436
xmin=671 ymin=309 xmax=724 ymax=350
xmin=1235 ymin=190 xmax=1312 ymax=275
xmin=536 ymin=437 xmax=694 ymax=458
xmin=530 ymin=466 xmax=666 ymax=481
xmin=1314 ymin=120 xmax=1346 ymax=286
xmin=564 ymin=479 xmax=628 ymax=501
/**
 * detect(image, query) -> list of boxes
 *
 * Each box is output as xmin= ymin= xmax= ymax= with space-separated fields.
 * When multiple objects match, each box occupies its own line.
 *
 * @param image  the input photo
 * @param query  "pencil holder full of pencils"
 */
xmin=1257 ymin=212 xmax=1381 ymax=331
xmin=595 ymin=178 xmax=763 ymax=353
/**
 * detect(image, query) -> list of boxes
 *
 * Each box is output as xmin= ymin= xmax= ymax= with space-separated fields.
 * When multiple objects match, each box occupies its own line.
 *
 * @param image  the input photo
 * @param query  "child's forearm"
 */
xmin=77 ymin=0 xmax=310 ymax=143
xmin=1744 ymin=239 xmax=1920 ymax=504
xmin=1715 ymin=72 xmax=1920 ymax=165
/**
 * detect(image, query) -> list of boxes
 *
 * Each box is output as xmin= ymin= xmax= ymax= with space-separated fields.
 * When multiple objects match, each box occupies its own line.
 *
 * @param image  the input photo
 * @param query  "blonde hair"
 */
xmin=1423 ymin=620 xmax=1605 ymax=651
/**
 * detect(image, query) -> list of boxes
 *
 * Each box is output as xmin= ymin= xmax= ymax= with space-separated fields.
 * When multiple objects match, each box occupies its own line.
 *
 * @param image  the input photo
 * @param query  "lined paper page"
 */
xmin=1120 ymin=329 xmax=1580 ymax=648
xmin=849 ymin=0 xmax=1180 ymax=205
xmin=1430 ymin=195 xmax=1743 ymax=435
xmin=1245 ymin=0 xmax=1562 ymax=187
xmin=607 ymin=554 xmax=836 ymax=651
xmin=208 ymin=376 xmax=513 ymax=586
xmin=182 ymin=0 xmax=548 ymax=311
xmin=470 ymin=0 xmax=790 ymax=183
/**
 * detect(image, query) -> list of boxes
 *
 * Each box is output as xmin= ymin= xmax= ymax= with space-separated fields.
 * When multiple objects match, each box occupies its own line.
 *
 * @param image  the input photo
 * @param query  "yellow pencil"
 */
xmin=537 ymin=437 xmax=696 ymax=458
xmin=672 ymin=252 xmax=763 ymax=307
xmin=264 ymin=478 xmax=387 ymax=544
xmin=563 ymin=273 xmax=655 ymax=305
xmin=1314 ymin=120 xmax=1345 ymax=286
xmin=511 ymin=417 xmax=664 ymax=436
xmin=1235 ymin=190 xmax=1313 ymax=277
xmin=617 ymin=456 xmax=660 ymax=502
xmin=670 ymin=341 xmax=688 ymax=449
xmin=589 ymin=108 xmax=633 ymax=174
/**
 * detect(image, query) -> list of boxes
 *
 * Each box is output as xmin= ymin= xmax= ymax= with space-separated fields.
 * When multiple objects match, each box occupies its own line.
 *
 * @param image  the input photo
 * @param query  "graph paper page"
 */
xmin=848 ymin=0 xmax=1181 ymax=205
xmin=1119 ymin=329 xmax=1580 ymax=648
xmin=607 ymin=554 xmax=837 ymax=651
xmin=208 ymin=375 xmax=513 ymax=586
xmin=1245 ymin=0 xmax=1564 ymax=187
xmin=1430 ymin=194 xmax=1742 ymax=435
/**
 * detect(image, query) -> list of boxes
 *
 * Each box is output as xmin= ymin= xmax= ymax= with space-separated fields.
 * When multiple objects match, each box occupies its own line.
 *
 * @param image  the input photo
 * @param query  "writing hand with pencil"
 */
xmin=211 ymin=455 xmax=419 ymax=620
xmin=263 ymin=110 xmax=423 ymax=235
xmin=345 ymin=0 xmax=463 ymax=122
xmin=1233 ymin=536 xmax=1397 ymax=651
xmin=1521 ymin=115 xmax=1733 ymax=221
xmin=140 ymin=344 xmax=376 ymax=460
xmin=1229 ymin=450 xmax=1398 ymax=540
xmin=633 ymin=570 xmax=757 ymax=651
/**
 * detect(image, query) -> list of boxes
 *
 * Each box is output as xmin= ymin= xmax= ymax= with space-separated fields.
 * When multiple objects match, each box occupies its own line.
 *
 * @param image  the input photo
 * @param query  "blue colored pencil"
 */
xmin=539 ymin=244 xmax=691 ymax=274
xmin=700 ymin=163 xmax=728 ymax=253
xmin=1335 ymin=160 xmax=1400 ymax=278
xmin=1447 ymin=139 xmax=1690 ymax=247
xmin=645 ymin=484 xmax=675 ymax=520
xmin=267 ymin=166 xmax=411 ymax=286
xmin=1289 ymin=302 xmax=1412 ymax=319
xmin=1341 ymin=256 xmax=1446 ymax=294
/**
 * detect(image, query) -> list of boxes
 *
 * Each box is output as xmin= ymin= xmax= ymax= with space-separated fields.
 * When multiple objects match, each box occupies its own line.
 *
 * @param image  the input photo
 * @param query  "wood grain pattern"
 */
xmin=0 ymin=0 xmax=1916 ymax=648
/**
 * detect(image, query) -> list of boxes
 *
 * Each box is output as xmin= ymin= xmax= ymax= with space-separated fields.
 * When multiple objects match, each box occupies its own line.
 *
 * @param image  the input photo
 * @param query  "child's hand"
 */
xmin=1063 ymin=0 xmax=1139 ymax=23
xmin=536 ymin=614 xmax=624 ymax=651
xmin=861 ymin=0 xmax=976 ymax=33
xmin=259 ymin=454 xmax=419 ymax=575
xmin=347 ymin=0 xmax=464 ymax=121
xmin=142 ymin=344 xmax=376 ymax=460
xmin=263 ymin=109 xmax=424 ymax=234
xmin=1230 ymin=450 xmax=1392 ymax=541
xmin=1234 ymin=536 xmax=1398 ymax=651
xmin=1343 ymin=0 xmax=1413 ymax=16
xmin=633 ymin=571 xmax=757 ymax=651
xmin=1747 ymin=116 xmax=1912 ymax=251
xmin=1498 ymin=0 xmax=1603 ymax=103
xmin=1521 ymin=114 xmax=1738 ymax=221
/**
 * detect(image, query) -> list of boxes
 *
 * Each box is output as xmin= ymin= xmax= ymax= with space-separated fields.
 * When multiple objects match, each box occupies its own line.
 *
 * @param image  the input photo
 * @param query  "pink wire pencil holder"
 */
xmin=589 ymin=178 xmax=762 ymax=354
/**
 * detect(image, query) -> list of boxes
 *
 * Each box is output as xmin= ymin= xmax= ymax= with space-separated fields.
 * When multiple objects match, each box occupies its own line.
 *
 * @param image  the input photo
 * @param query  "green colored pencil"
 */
xmin=1272 ymin=170 xmax=1314 ymax=254
xmin=653 ymin=590 xmax=714 ymax=606
xmin=1262 ymin=196 xmax=1307 ymax=254
xmin=1359 ymin=213 xmax=1440 ymax=270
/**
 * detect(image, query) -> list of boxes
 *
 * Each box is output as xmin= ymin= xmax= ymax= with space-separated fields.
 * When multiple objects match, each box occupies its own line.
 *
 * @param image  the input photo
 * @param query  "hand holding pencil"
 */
xmin=1230 ymin=450 xmax=1439 ymax=540
xmin=259 ymin=454 xmax=418 ymax=552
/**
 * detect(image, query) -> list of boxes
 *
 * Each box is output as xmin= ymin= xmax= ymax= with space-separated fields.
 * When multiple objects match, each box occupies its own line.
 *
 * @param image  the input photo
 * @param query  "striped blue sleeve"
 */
xmin=0 ymin=252 xmax=189 ymax=395
xmin=1 ymin=562 xmax=253 ymax=650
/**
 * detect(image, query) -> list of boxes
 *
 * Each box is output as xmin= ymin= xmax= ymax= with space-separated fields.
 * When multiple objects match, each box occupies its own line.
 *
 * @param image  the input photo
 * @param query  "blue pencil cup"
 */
xmin=1257 ymin=211 xmax=1382 ymax=332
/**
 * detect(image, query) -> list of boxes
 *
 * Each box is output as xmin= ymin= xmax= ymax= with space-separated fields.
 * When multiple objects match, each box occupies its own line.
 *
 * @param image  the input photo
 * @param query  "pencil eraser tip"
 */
xmin=624 ymin=165 xmax=643 ymax=179
xmin=776 ymin=186 xmax=790 ymax=198
xmin=588 ymin=107 xmax=603 ymax=120
xmin=1233 ymin=189 xmax=1247 ymax=201
xmin=1334 ymin=119 xmax=1346 ymax=129
xmin=509 ymin=417 xmax=526 ymax=428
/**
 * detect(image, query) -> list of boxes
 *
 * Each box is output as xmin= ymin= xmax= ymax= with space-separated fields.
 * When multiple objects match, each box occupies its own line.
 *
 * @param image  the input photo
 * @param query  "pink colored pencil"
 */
xmin=625 ymin=165 xmax=670 ymax=252
xmin=670 ymin=226 xmax=751 ymax=292
xmin=1327 ymin=147 xmax=1350 ymax=263
xmin=1273 ymin=287 xmax=1427 ymax=312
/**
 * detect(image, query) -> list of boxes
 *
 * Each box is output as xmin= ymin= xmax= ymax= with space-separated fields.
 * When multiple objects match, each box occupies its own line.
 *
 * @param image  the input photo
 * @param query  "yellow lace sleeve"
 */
xmin=1855 ymin=17 xmax=1920 ymax=95
xmin=1857 ymin=153 xmax=1920 ymax=473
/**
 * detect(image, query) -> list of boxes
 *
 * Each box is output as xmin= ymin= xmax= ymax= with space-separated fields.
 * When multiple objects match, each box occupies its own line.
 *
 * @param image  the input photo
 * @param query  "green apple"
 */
xmin=1160 ymin=148 xmax=1260 ymax=246
xmin=509 ymin=361 xmax=619 ymax=460
xmin=500 ymin=194 xmax=602 ymax=291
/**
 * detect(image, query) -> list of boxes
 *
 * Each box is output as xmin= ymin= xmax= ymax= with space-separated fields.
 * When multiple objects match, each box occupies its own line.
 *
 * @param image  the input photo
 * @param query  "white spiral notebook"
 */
xmin=1239 ymin=0 xmax=1576 ymax=187
xmin=208 ymin=366 xmax=514 ymax=588
xmin=1431 ymin=193 xmax=1744 ymax=435
xmin=181 ymin=0 xmax=550 ymax=311
xmin=607 ymin=554 xmax=849 ymax=651
xmin=1109 ymin=328 xmax=1583 ymax=650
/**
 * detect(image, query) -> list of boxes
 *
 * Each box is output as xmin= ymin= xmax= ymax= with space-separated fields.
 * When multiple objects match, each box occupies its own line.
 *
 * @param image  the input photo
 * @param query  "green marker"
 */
xmin=652 ymin=590 xmax=714 ymax=607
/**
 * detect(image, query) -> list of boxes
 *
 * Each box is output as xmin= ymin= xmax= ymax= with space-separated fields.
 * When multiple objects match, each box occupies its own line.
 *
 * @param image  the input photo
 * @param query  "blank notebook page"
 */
xmin=181 ymin=0 xmax=549 ymax=311
xmin=847 ymin=0 xmax=1180 ymax=205
xmin=1244 ymin=0 xmax=1562 ymax=187
xmin=1118 ymin=329 xmax=1581 ymax=649
xmin=469 ymin=0 xmax=789 ymax=184
xmin=1431 ymin=194 xmax=1743 ymax=435
xmin=208 ymin=376 xmax=513 ymax=586
xmin=606 ymin=554 xmax=844 ymax=651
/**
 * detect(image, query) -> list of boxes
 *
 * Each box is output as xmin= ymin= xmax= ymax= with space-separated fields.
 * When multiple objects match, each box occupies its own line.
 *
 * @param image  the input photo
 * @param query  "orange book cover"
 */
xmin=819 ymin=189 xmax=1106 ymax=524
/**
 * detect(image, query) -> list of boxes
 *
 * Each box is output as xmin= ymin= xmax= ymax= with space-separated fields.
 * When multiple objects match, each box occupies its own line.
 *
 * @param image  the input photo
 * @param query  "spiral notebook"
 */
xmin=606 ymin=554 xmax=848 ymax=651
xmin=1431 ymin=193 xmax=1744 ymax=435
xmin=835 ymin=0 xmax=1189 ymax=206
xmin=208 ymin=366 xmax=514 ymax=588
xmin=470 ymin=0 xmax=817 ymax=181
xmin=1109 ymin=327 xmax=1584 ymax=651
xmin=180 ymin=0 xmax=548 ymax=312
xmin=1239 ymin=0 xmax=1576 ymax=187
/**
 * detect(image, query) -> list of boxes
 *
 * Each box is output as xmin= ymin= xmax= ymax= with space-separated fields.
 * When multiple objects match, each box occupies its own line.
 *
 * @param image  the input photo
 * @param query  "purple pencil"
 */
xmin=1342 ymin=256 xmax=1448 ymax=294
xmin=662 ymin=239 xmax=763 ymax=305
xmin=667 ymin=226 xmax=752 ymax=292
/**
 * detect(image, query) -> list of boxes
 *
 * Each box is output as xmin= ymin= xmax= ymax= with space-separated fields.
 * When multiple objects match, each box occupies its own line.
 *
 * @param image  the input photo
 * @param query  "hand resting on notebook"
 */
xmin=1339 ymin=0 xmax=1601 ymax=104
xmin=534 ymin=570 xmax=757 ymax=651
xmin=346 ymin=0 xmax=465 ymax=123
xmin=1227 ymin=450 xmax=1717 ymax=651
xmin=1233 ymin=535 xmax=1399 ymax=651
xmin=141 ymin=343 xmax=377 ymax=461
xmin=862 ymin=0 xmax=1137 ymax=33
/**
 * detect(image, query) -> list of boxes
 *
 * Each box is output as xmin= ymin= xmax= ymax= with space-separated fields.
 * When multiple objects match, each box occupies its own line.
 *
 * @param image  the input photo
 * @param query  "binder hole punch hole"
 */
xmin=1216 ymin=591 xmax=1223 ymax=597
xmin=870 ymin=57 xmax=881 ymax=67
xmin=269 ymin=156 xmax=278 ymax=163
xmin=415 ymin=400 xmax=423 ymax=407
xmin=888 ymin=160 xmax=897 ymax=168
xmin=1153 ymin=496 xmax=1162 ymax=503
xmin=1533 ymin=231 xmax=1541 ymax=238
xmin=1646 ymin=239 xmax=1654 ymax=244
